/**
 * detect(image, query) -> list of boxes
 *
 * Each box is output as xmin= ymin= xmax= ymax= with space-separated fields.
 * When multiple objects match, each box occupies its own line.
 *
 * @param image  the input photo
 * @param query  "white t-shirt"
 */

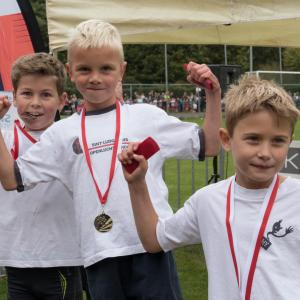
xmin=16 ymin=103 xmax=203 ymax=267
xmin=0 ymin=125 xmax=82 ymax=267
xmin=157 ymin=176 xmax=300 ymax=300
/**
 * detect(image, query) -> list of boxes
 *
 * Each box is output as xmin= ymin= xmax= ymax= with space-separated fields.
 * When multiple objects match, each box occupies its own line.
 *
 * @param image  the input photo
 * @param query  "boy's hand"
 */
xmin=185 ymin=62 xmax=221 ymax=93
xmin=0 ymin=96 xmax=11 ymax=119
xmin=118 ymin=142 xmax=148 ymax=184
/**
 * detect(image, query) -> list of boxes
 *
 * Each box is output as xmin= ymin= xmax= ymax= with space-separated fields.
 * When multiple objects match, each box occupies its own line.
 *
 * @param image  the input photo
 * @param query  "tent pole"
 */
xmin=164 ymin=44 xmax=168 ymax=92
xmin=279 ymin=47 xmax=283 ymax=85
xmin=249 ymin=46 xmax=253 ymax=72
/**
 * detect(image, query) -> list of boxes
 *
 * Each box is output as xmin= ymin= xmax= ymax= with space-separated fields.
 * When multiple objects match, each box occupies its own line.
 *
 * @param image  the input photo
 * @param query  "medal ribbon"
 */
xmin=11 ymin=120 xmax=37 ymax=159
xmin=226 ymin=174 xmax=280 ymax=300
xmin=81 ymin=101 xmax=120 ymax=207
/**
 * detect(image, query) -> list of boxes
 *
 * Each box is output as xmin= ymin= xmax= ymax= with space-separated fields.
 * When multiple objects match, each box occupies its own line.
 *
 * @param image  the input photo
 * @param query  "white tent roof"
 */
xmin=46 ymin=0 xmax=300 ymax=52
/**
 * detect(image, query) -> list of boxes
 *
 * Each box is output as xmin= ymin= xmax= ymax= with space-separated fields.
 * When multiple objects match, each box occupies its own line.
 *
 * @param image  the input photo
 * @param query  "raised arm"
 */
xmin=186 ymin=62 xmax=222 ymax=157
xmin=118 ymin=143 xmax=162 ymax=253
xmin=0 ymin=96 xmax=17 ymax=190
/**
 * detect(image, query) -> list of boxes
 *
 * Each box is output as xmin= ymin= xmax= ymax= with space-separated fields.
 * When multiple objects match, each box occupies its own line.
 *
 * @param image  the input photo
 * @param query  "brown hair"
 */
xmin=224 ymin=74 xmax=300 ymax=136
xmin=11 ymin=52 xmax=66 ymax=95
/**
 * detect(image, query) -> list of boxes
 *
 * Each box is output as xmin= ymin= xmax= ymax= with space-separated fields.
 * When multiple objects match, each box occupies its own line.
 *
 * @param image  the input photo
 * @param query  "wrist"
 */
xmin=128 ymin=178 xmax=147 ymax=190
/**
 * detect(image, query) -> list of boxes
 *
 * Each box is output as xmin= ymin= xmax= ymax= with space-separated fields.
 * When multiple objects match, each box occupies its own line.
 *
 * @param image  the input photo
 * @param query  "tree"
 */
xmin=29 ymin=0 xmax=48 ymax=51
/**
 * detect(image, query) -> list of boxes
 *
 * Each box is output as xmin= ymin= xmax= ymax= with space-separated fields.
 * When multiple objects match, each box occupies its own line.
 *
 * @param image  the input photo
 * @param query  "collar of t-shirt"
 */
xmin=85 ymin=103 xmax=116 ymax=116
xmin=27 ymin=130 xmax=43 ymax=141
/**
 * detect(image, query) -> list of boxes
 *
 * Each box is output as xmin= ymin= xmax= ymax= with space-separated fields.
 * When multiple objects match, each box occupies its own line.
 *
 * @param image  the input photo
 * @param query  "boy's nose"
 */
xmin=89 ymin=72 xmax=101 ymax=84
xmin=30 ymin=95 xmax=42 ymax=107
xmin=257 ymin=143 xmax=271 ymax=159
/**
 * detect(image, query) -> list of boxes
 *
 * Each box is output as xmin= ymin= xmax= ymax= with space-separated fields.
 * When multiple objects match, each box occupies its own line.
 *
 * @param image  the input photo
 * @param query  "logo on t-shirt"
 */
xmin=72 ymin=137 xmax=83 ymax=154
xmin=261 ymin=220 xmax=294 ymax=250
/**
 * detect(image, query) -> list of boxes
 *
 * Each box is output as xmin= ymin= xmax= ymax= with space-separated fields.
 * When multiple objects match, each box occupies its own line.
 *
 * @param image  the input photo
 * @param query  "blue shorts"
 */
xmin=85 ymin=252 xmax=183 ymax=300
xmin=6 ymin=266 xmax=83 ymax=300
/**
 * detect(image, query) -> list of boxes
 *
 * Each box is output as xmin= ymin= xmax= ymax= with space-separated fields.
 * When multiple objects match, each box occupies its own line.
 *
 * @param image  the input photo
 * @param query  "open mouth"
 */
xmin=23 ymin=112 xmax=43 ymax=120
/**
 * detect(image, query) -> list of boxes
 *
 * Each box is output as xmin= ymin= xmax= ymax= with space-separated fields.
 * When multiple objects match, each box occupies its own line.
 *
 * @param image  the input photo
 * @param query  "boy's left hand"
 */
xmin=118 ymin=142 xmax=148 ymax=184
xmin=185 ymin=62 xmax=221 ymax=93
xmin=0 ymin=96 xmax=11 ymax=119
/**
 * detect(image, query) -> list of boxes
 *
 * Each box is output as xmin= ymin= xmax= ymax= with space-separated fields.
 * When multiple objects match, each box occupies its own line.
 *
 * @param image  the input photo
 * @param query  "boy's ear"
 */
xmin=120 ymin=61 xmax=127 ymax=81
xmin=65 ymin=63 xmax=73 ymax=81
xmin=12 ymin=91 xmax=17 ymax=107
xmin=219 ymin=128 xmax=231 ymax=151
xmin=58 ymin=92 xmax=67 ymax=112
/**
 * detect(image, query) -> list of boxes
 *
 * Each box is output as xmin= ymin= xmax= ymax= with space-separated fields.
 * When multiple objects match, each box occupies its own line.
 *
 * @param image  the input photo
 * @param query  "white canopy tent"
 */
xmin=46 ymin=0 xmax=300 ymax=53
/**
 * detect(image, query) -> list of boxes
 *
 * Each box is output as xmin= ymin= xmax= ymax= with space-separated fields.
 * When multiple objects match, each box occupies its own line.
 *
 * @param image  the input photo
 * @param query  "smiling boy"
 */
xmin=0 ymin=53 xmax=82 ymax=300
xmin=119 ymin=75 xmax=300 ymax=300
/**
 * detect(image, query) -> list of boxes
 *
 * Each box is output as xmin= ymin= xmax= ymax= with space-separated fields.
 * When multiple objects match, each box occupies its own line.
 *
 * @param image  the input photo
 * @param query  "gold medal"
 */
xmin=94 ymin=213 xmax=113 ymax=232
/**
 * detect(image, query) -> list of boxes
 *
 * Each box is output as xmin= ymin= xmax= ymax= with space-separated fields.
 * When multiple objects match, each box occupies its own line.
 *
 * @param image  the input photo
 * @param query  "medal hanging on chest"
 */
xmin=81 ymin=101 xmax=121 ymax=233
xmin=225 ymin=175 xmax=280 ymax=300
xmin=94 ymin=212 xmax=113 ymax=232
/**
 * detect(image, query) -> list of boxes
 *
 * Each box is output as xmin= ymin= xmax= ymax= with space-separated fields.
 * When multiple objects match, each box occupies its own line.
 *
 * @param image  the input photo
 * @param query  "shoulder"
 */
xmin=279 ymin=176 xmax=300 ymax=194
xmin=39 ymin=114 xmax=80 ymax=141
xmin=188 ymin=178 xmax=232 ymax=206
xmin=122 ymin=103 xmax=167 ymax=117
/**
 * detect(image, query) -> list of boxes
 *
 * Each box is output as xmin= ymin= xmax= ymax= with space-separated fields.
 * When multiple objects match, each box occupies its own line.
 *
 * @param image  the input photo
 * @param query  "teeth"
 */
xmin=25 ymin=112 xmax=41 ymax=119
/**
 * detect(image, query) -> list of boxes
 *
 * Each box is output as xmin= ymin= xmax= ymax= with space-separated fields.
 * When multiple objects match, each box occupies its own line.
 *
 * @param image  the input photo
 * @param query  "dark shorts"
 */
xmin=6 ymin=266 xmax=83 ymax=300
xmin=85 ymin=251 xmax=183 ymax=300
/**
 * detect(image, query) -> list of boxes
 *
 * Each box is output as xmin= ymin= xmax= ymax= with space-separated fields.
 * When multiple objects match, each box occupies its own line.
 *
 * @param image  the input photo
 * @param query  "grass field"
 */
xmin=0 ymin=116 xmax=299 ymax=300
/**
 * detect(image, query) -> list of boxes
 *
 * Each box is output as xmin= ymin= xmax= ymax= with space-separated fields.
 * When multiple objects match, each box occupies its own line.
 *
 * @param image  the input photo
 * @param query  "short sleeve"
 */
xmin=16 ymin=124 xmax=72 ymax=192
xmin=156 ymin=193 xmax=201 ymax=251
xmin=152 ymin=108 xmax=203 ymax=160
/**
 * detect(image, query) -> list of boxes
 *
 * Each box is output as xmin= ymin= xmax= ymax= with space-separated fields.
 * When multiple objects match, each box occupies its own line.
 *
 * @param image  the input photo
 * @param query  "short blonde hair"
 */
xmin=11 ymin=52 xmax=66 ymax=95
xmin=67 ymin=19 xmax=124 ymax=61
xmin=224 ymin=75 xmax=300 ymax=136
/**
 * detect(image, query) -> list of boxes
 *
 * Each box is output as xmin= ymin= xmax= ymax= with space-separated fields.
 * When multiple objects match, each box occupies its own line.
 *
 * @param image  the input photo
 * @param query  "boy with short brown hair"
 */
xmin=120 ymin=75 xmax=300 ymax=300
xmin=0 ymin=52 xmax=83 ymax=300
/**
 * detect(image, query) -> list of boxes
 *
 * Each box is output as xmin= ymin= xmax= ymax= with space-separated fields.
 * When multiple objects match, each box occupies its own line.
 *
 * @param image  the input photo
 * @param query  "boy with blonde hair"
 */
xmin=0 ymin=20 xmax=221 ymax=299
xmin=119 ymin=75 xmax=300 ymax=300
xmin=0 ymin=53 xmax=83 ymax=299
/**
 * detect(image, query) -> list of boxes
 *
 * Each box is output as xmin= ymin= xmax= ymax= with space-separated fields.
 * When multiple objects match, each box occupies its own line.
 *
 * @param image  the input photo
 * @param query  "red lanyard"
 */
xmin=11 ymin=120 xmax=37 ymax=159
xmin=81 ymin=101 xmax=120 ymax=206
xmin=226 ymin=175 xmax=279 ymax=300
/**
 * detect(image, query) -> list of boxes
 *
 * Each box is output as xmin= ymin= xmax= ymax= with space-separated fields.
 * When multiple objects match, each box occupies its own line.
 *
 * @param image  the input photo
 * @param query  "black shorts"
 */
xmin=6 ymin=266 xmax=83 ymax=300
xmin=85 ymin=251 xmax=183 ymax=300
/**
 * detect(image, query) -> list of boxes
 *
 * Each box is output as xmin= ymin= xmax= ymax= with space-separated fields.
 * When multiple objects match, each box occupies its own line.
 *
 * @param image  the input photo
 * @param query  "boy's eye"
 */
xmin=21 ymin=91 xmax=32 ymax=97
xmin=101 ymin=65 xmax=114 ymax=72
xmin=42 ymin=92 xmax=53 ymax=98
xmin=77 ymin=66 xmax=90 ymax=72
xmin=245 ymin=136 xmax=259 ymax=143
xmin=272 ymin=137 xmax=287 ymax=145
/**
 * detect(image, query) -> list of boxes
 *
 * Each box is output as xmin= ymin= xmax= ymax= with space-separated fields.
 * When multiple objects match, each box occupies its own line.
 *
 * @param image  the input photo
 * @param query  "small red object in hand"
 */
xmin=183 ymin=64 xmax=213 ymax=90
xmin=124 ymin=137 xmax=160 ymax=174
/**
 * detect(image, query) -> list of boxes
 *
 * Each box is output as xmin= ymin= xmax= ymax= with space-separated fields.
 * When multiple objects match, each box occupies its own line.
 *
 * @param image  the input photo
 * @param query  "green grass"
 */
xmin=0 ymin=116 xmax=298 ymax=300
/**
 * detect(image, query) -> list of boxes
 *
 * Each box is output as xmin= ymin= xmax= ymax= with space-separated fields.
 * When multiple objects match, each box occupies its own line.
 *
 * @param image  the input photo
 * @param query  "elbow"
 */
xmin=3 ymin=183 xmax=17 ymax=191
xmin=141 ymin=237 xmax=162 ymax=254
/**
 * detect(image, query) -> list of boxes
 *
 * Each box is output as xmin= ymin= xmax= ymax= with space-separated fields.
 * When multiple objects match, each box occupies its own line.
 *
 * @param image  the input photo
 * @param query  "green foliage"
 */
xmin=283 ymin=48 xmax=300 ymax=71
xmin=28 ymin=1 xmax=300 ymax=86
xmin=29 ymin=0 xmax=49 ymax=51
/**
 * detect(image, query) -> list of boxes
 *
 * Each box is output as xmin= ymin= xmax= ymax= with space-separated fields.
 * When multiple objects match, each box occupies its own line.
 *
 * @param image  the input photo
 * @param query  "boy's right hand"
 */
xmin=0 ymin=96 xmax=11 ymax=119
xmin=118 ymin=142 xmax=148 ymax=184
